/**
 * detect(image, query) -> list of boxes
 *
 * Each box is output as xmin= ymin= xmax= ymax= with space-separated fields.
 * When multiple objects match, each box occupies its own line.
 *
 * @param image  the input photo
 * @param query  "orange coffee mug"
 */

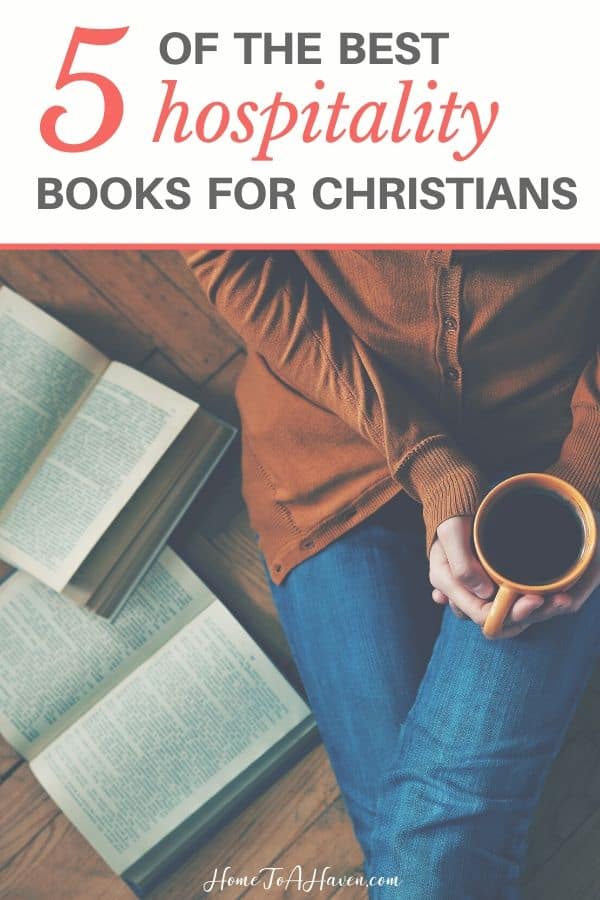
xmin=474 ymin=473 xmax=597 ymax=638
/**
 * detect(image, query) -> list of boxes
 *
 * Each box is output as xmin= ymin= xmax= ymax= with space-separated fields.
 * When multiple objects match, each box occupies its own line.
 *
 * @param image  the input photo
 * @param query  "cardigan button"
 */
xmin=443 ymin=316 xmax=457 ymax=331
xmin=274 ymin=564 xmax=282 ymax=574
xmin=301 ymin=539 xmax=315 ymax=550
xmin=445 ymin=367 xmax=460 ymax=382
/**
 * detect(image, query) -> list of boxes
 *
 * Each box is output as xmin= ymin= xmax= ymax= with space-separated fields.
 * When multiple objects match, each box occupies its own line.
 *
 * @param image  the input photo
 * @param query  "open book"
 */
xmin=0 ymin=287 xmax=236 ymax=617
xmin=0 ymin=547 xmax=316 ymax=892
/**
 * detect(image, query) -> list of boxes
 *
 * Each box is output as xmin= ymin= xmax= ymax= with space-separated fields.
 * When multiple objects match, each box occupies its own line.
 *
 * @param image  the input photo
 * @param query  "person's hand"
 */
xmin=430 ymin=516 xmax=550 ymax=633
xmin=430 ymin=513 xmax=600 ymax=639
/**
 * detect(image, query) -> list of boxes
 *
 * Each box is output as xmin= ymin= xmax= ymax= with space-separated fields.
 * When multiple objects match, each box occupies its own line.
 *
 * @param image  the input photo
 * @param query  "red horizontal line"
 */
xmin=1 ymin=243 xmax=600 ymax=251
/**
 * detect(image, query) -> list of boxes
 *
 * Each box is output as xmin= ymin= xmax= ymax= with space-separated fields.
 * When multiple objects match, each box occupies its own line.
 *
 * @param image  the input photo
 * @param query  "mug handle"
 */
xmin=482 ymin=585 xmax=520 ymax=638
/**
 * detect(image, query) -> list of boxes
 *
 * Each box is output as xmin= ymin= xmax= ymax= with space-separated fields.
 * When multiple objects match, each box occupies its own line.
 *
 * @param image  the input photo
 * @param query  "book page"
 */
xmin=31 ymin=601 xmax=311 ymax=874
xmin=0 ymin=287 xmax=108 ymax=512
xmin=0 ymin=548 xmax=213 ymax=759
xmin=0 ymin=362 xmax=197 ymax=590
xmin=63 ymin=410 xmax=234 ymax=614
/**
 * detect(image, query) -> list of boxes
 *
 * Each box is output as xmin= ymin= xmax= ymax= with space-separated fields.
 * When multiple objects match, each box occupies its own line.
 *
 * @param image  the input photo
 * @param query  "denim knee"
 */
xmin=366 ymin=712 xmax=536 ymax=898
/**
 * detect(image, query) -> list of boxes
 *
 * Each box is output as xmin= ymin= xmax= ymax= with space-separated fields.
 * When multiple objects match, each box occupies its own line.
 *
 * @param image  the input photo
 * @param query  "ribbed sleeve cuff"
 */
xmin=546 ymin=407 xmax=600 ymax=510
xmin=394 ymin=436 xmax=488 ymax=553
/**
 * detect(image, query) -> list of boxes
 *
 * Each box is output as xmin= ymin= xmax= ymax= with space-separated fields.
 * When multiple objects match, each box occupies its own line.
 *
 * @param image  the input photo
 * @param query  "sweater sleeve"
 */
xmin=185 ymin=250 xmax=486 ymax=550
xmin=546 ymin=349 xmax=600 ymax=510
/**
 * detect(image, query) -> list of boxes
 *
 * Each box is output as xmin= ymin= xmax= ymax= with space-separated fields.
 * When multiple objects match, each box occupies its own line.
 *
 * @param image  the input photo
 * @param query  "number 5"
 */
xmin=40 ymin=26 xmax=129 ymax=152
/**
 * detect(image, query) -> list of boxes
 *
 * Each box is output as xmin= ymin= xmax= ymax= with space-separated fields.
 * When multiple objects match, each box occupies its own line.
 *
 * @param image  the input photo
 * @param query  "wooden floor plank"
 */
xmin=0 ymin=767 xmax=59 ymax=869
xmin=61 ymin=251 xmax=239 ymax=384
xmin=149 ymin=746 xmax=340 ymax=900
xmin=527 ymin=732 xmax=599 ymax=872
xmin=524 ymin=674 xmax=600 ymax=880
xmin=0 ymin=740 xmax=21 ymax=782
xmin=142 ymin=347 xmax=243 ymax=425
xmin=0 ymin=812 xmax=135 ymax=900
xmin=144 ymin=251 xmax=243 ymax=349
xmin=241 ymin=795 xmax=364 ymax=900
xmin=207 ymin=511 xmax=270 ymax=606
xmin=0 ymin=769 xmax=133 ymax=900
xmin=0 ymin=251 xmax=153 ymax=364
xmin=524 ymin=801 xmax=600 ymax=900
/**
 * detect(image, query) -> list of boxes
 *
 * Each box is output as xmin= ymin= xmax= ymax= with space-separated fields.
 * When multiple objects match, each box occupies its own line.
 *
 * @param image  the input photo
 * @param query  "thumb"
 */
xmin=437 ymin=516 xmax=495 ymax=600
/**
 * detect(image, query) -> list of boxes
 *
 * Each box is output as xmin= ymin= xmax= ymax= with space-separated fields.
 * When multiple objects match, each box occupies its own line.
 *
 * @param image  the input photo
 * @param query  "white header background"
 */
xmin=1 ymin=0 xmax=596 ymax=244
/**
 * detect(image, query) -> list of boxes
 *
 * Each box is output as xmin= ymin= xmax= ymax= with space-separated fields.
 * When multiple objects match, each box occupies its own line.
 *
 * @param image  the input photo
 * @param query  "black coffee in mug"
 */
xmin=479 ymin=486 xmax=585 ymax=585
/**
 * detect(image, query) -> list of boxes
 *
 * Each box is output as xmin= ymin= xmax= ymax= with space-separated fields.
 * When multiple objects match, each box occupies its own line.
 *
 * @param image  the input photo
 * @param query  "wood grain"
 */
xmin=0 ymin=251 xmax=153 ymax=364
xmin=0 ymin=740 xmax=21 ymax=783
xmin=240 ymin=795 xmax=365 ymax=900
xmin=61 ymin=251 xmax=239 ymax=383
xmin=524 ymin=802 xmax=600 ymax=900
xmin=523 ymin=671 xmax=600 ymax=883
xmin=149 ymin=746 xmax=343 ymax=900
xmin=144 ymin=251 xmax=243 ymax=349
xmin=0 ymin=803 xmax=134 ymax=900
xmin=0 ymin=767 xmax=59 ymax=870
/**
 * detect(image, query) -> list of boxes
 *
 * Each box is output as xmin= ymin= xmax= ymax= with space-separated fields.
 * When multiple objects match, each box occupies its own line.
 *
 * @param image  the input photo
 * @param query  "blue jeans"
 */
xmin=266 ymin=494 xmax=600 ymax=899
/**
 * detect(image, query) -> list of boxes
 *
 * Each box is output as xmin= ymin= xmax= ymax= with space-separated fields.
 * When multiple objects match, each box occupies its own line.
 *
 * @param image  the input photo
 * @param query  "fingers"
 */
xmin=487 ymin=566 xmax=600 ymax=639
xmin=432 ymin=584 xmax=477 ymax=622
xmin=429 ymin=540 xmax=491 ymax=626
xmin=448 ymin=600 xmax=468 ymax=620
xmin=429 ymin=519 xmax=576 ymax=635
xmin=546 ymin=593 xmax=573 ymax=613
xmin=504 ymin=593 xmax=544 ymax=624
xmin=441 ymin=580 xmax=491 ymax=625
xmin=431 ymin=581 xmax=465 ymax=619
xmin=483 ymin=593 xmax=576 ymax=639
xmin=436 ymin=517 xmax=495 ymax=599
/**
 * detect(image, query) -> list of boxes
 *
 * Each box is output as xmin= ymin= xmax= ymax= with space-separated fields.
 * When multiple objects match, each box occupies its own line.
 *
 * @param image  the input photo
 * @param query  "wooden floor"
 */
xmin=0 ymin=250 xmax=599 ymax=899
